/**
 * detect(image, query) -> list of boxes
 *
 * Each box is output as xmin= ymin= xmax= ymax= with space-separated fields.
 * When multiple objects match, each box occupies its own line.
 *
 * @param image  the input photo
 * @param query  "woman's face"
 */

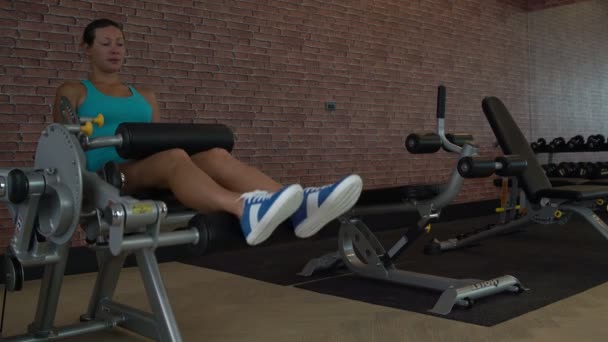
xmin=86 ymin=26 xmax=125 ymax=73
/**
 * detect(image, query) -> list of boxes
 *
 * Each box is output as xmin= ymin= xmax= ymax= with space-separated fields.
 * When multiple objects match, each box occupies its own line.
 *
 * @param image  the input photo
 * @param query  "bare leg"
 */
xmin=190 ymin=148 xmax=283 ymax=193
xmin=120 ymin=148 xmax=244 ymax=217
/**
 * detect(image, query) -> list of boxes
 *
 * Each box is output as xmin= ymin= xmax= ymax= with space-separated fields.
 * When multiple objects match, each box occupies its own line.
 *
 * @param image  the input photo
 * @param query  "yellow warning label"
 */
xmin=132 ymin=203 xmax=153 ymax=215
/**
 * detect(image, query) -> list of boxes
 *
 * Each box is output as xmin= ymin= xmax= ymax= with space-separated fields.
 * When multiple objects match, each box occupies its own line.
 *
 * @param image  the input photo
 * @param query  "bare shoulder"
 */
xmin=133 ymin=86 xmax=161 ymax=122
xmin=52 ymin=81 xmax=86 ymax=123
xmin=56 ymin=81 xmax=86 ymax=98
xmin=55 ymin=81 xmax=87 ymax=108
xmin=135 ymin=87 xmax=157 ymax=103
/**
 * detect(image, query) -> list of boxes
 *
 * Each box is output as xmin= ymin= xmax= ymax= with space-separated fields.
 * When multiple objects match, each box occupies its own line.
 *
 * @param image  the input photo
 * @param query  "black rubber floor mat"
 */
xmin=181 ymin=214 xmax=608 ymax=326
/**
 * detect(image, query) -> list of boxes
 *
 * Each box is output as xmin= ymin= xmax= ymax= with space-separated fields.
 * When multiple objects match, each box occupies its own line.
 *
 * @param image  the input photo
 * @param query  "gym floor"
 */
xmin=4 ymin=215 xmax=608 ymax=341
xmin=5 ymin=263 xmax=608 ymax=341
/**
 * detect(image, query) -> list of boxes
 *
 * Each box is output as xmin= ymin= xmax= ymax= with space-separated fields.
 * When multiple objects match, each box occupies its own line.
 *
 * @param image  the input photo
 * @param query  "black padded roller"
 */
xmin=405 ymin=133 xmax=441 ymax=154
xmin=187 ymin=213 xmax=245 ymax=256
xmin=115 ymin=123 xmax=235 ymax=160
xmin=494 ymin=155 xmax=527 ymax=177
xmin=457 ymin=157 xmax=496 ymax=178
xmin=185 ymin=212 xmax=298 ymax=255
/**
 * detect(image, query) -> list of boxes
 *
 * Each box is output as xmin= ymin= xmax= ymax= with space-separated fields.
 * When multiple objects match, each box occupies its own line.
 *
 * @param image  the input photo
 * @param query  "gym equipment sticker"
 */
xmin=132 ymin=203 xmax=153 ymax=215
xmin=473 ymin=279 xmax=500 ymax=289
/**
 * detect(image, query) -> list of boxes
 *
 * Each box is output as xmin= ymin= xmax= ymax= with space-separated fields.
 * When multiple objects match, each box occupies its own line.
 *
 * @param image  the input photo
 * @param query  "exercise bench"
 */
xmin=428 ymin=96 xmax=608 ymax=253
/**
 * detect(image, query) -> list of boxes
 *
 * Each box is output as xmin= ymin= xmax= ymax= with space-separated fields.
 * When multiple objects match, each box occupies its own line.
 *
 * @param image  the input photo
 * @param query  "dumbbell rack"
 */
xmin=531 ymin=134 xmax=606 ymax=154
xmin=532 ymin=135 xmax=608 ymax=180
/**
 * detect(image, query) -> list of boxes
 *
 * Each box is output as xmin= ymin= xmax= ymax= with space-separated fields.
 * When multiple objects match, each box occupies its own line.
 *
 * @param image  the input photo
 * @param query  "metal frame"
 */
xmin=1 ymin=123 xmax=200 ymax=341
xmin=431 ymin=180 xmax=608 ymax=252
xmin=300 ymin=87 xmax=525 ymax=314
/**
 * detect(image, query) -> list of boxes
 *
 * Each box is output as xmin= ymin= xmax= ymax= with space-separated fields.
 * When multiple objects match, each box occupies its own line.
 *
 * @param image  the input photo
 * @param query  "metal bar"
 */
xmin=135 ymin=249 xmax=182 ymax=342
xmin=427 ymin=143 xmax=475 ymax=209
xmin=81 ymin=250 xmax=127 ymax=321
xmin=161 ymin=212 xmax=197 ymax=231
xmin=436 ymin=214 xmax=533 ymax=251
xmin=350 ymin=202 xmax=417 ymax=217
xmin=120 ymin=229 xmax=199 ymax=252
xmin=102 ymin=300 xmax=158 ymax=340
xmin=4 ymin=317 xmax=123 ymax=341
xmin=386 ymin=268 xmax=479 ymax=292
xmin=86 ymin=135 xmax=123 ymax=150
xmin=560 ymin=204 xmax=608 ymax=240
xmin=29 ymin=244 xmax=70 ymax=334
xmin=0 ymin=175 xmax=5 ymax=197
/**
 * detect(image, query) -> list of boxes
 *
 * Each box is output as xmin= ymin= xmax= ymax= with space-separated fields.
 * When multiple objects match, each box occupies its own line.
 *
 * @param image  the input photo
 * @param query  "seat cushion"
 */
xmin=492 ymin=177 xmax=587 ymax=188
xmin=535 ymin=185 xmax=608 ymax=201
xmin=583 ymin=179 xmax=608 ymax=186
xmin=549 ymin=177 xmax=590 ymax=186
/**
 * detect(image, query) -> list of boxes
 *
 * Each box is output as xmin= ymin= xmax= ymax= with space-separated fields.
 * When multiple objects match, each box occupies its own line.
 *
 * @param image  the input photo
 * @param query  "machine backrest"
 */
xmin=482 ymin=97 xmax=552 ymax=202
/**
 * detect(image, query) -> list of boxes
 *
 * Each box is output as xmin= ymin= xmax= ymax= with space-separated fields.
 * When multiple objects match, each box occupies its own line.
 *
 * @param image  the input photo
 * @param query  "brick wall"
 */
xmin=1 ymin=0 xmax=599 ymax=248
xmin=528 ymin=0 xmax=591 ymax=11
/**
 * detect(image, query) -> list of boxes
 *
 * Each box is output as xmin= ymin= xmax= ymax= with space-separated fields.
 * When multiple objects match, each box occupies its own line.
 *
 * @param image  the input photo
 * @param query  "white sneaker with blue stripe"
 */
xmin=240 ymin=184 xmax=304 ymax=246
xmin=291 ymin=174 xmax=363 ymax=238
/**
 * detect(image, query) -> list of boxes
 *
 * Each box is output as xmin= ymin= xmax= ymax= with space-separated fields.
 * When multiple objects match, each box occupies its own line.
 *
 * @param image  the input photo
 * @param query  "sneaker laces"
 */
xmin=240 ymin=190 xmax=271 ymax=204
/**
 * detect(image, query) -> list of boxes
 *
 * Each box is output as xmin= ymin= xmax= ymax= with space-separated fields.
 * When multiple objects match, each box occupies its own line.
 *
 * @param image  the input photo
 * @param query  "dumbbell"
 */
xmin=556 ymin=162 xmax=577 ymax=177
xmin=584 ymin=162 xmax=601 ymax=177
xmin=530 ymin=138 xmax=547 ymax=152
xmin=548 ymin=137 xmax=566 ymax=152
xmin=543 ymin=163 xmax=559 ymax=177
xmin=566 ymin=135 xmax=585 ymax=151
xmin=577 ymin=162 xmax=591 ymax=178
xmin=588 ymin=162 xmax=608 ymax=179
xmin=586 ymin=134 xmax=605 ymax=150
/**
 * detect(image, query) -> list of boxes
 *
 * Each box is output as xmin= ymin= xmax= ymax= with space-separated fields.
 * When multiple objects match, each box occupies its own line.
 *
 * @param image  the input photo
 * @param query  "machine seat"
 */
xmin=535 ymin=185 xmax=608 ymax=201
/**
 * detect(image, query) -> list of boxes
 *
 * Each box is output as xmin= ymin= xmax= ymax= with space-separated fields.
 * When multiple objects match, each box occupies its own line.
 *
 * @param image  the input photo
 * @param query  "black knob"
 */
xmin=7 ymin=169 xmax=29 ymax=204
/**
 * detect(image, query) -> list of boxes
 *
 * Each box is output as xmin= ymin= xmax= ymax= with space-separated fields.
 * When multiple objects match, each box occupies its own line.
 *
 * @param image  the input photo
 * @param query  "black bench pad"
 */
xmin=549 ymin=178 xmax=590 ymax=186
xmin=535 ymin=185 xmax=608 ymax=201
xmin=583 ymin=179 xmax=608 ymax=186
xmin=493 ymin=177 xmax=588 ymax=188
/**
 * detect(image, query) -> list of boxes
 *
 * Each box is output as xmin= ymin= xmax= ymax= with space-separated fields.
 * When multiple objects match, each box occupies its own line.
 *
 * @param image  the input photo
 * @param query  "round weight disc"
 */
xmin=34 ymin=124 xmax=84 ymax=245
xmin=4 ymin=255 xmax=24 ymax=292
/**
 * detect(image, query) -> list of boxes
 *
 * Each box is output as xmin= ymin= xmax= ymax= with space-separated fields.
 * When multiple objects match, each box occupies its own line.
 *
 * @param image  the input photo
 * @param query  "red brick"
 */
xmin=528 ymin=0 xmax=585 ymax=10
xmin=0 ymin=0 xmax=604 ymax=245
xmin=14 ymin=2 xmax=49 ymax=13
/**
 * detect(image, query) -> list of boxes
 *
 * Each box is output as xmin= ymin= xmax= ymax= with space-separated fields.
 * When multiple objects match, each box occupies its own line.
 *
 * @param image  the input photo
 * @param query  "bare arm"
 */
xmin=138 ymin=88 xmax=161 ymax=123
xmin=52 ymin=82 xmax=84 ymax=124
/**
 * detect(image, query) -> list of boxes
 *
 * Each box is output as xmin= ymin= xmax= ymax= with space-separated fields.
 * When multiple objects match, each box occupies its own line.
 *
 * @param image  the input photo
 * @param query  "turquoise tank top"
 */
xmin=78 ymin=80 xmax=153 ymax=172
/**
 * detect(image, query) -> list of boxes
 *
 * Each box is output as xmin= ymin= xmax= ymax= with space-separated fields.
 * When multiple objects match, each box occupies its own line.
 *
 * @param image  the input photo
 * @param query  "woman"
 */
xmin=52 ymin=18 xmax=363 ymax=246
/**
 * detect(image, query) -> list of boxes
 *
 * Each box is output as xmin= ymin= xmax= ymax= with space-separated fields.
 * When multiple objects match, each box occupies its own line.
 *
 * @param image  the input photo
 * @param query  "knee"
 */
xmin=122 ymin=148 xmax=192 ymax=190
xmin=194 ymin=147 xmax=233 ymax=164
xmin=160 ymin=148 xmax=192 ymax=170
